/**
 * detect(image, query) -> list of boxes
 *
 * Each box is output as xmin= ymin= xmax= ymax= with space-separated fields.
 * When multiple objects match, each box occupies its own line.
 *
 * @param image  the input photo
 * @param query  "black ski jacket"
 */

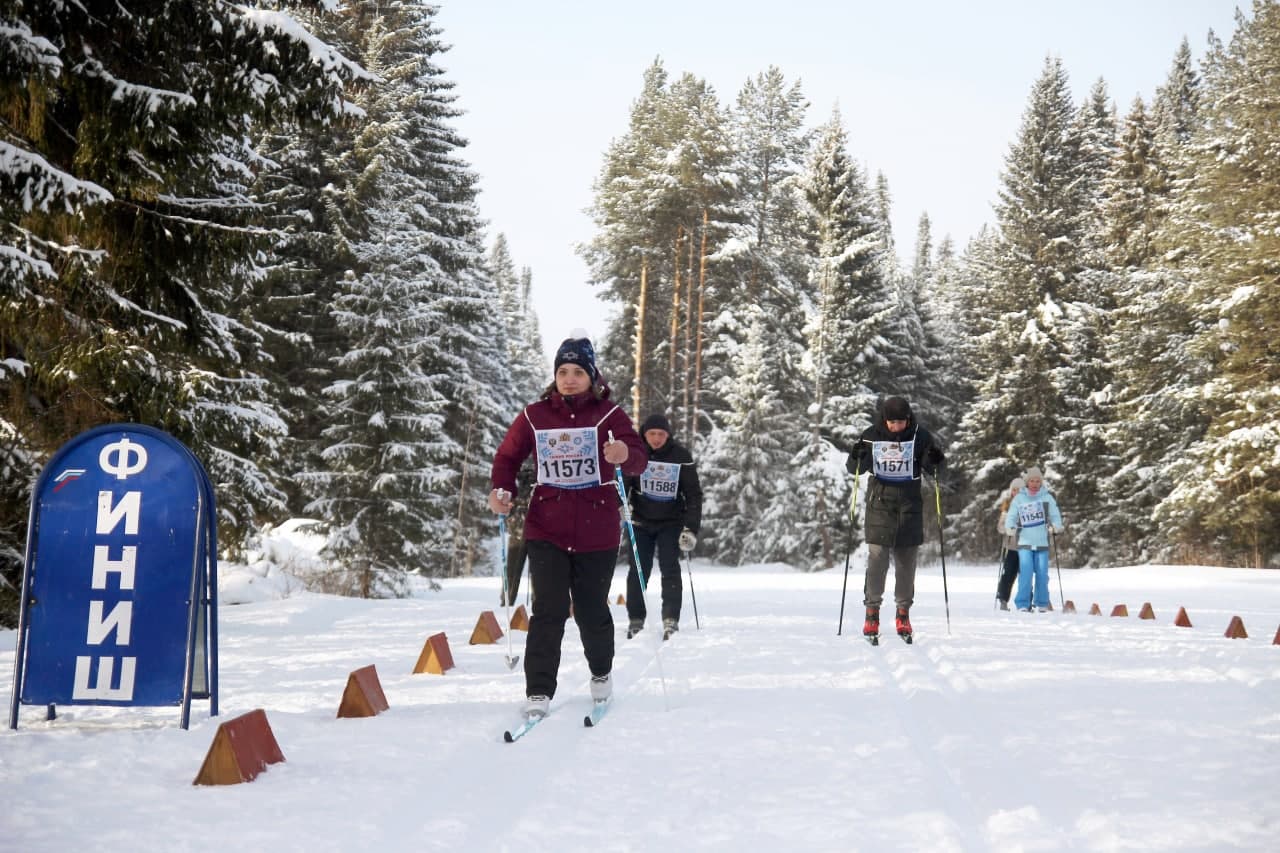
xmin=626 ymin=439 xmax=702 ymax=534
xmin=846 ymin=417 xmax=944 ymax=548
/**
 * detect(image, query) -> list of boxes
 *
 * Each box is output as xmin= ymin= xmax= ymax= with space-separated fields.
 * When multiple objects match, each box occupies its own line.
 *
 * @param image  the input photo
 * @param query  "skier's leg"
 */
xmin=570 ymin=548 xmax=616 ymax=678
xmin=891 ymin=545 xmax=918 ymax=611
xmin=1014 ymin=549 xmax=1033 ymax=610
xmin=1034 ymin=550 xmax=1051 ymax=609
xmin=863 ymin=544 xmax=891 ymax=608
xmin=655 ymin=526 xmax=683 ymax=623
xmin=524 ymin=540 xmax=571 ymax=699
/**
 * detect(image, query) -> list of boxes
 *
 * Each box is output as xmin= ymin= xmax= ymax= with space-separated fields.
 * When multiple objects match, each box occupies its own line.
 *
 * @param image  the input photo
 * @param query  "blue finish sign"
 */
xmin=8 ymin=424 xmax=219 ymax=729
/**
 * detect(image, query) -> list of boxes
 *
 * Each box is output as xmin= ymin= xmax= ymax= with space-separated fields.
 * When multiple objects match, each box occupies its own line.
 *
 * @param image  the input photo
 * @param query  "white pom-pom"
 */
xmin=568 ymin=327 xmax=590 ymax=340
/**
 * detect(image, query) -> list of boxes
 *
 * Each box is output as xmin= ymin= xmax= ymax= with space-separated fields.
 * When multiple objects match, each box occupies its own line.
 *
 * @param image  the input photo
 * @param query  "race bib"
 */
xmin=533 ymin=427 xmax=600 ymax=489
xmin=1017 ymin=501 xmax=1046 ymax=529
xmin=871 ymin=439 xmax=915 ymax=482
xmin=639 ymin=460 xmax=681 ymax=502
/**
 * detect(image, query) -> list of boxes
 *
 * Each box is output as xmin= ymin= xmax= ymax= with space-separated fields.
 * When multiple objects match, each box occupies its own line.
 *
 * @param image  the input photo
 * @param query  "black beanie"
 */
xmin=553 ymin=332 xmax=598 ymax=383
xmin=883 ymin=396 xmax=912 ymax=421
xmin=640 ymin=413 xmax=672 ymax=435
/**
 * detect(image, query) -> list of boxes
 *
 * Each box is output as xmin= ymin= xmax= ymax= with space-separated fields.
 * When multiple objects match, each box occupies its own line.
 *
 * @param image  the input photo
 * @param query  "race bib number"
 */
xmin=871 ymin=439 xmax=915 ymax=482
xmin=640 ymin=460 xmax=681 ymax=502
xmin=534 ymin=427 xmax=600 ymax=489
xmin=1018 ymin=502 xmax=1046 ymax=529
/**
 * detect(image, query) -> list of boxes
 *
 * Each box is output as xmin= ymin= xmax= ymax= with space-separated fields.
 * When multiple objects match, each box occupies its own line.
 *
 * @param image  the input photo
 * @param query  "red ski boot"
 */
xmin=862 ymin=607 xmax=880 ymax=646
xmin=895 ymin=606 xmax=913 ymax=644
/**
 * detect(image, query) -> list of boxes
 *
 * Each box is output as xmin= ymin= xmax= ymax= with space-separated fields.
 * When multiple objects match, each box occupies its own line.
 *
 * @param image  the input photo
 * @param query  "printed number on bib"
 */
xmin=1017 ymin=502 xmax=1046 ymax=529
xmin=640 ymin=460 xmax=681 ymax=502
xmin=871 ymin=439 xmax=915 ymax=482
xmin=534 ymin=427 xmax=601 ymax=489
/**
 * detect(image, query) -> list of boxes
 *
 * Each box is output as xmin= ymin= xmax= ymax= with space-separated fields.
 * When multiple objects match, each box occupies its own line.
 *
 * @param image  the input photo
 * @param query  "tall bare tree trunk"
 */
xmin=682 ymin=219 xmax=696 ymax=436
xmin=692 ymin=209 xmax=708 ymax=445
xmin=669 ymin=226 xmax=682 ymax=406
xmin=633 ymin=258 xmax=648 ymax=418
xmin=450 ymin=402 xmax=477 ymax=577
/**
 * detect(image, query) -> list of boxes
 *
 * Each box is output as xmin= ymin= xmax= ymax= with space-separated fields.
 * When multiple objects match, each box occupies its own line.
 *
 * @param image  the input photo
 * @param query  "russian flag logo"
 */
xmin=52 ymin=469 xmax=87 ymax=492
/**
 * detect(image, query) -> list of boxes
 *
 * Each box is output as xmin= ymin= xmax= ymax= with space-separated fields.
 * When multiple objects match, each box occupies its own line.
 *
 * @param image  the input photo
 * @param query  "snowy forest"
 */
xmin=2 ymin=1 xmax=1277 ymax=627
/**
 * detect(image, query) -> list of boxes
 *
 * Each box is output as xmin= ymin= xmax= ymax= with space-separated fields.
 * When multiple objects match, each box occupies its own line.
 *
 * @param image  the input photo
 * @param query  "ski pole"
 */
xmin=837 ymin=460 xmax=860 ymax=636
xmin=496 ymin=493 xmax=519 ymax=670
xmin=682 ymin=549 xmax=701 ymax=629
xmin=1051 ymin=526 xmax=1065 ymax=610
xmin=609 ymin=431 xmax=668 ymax=707
xmin=934 ymin=475 xmax=952 ymax=635
xmin=993 ymin=545 xmax=1005 ymax=611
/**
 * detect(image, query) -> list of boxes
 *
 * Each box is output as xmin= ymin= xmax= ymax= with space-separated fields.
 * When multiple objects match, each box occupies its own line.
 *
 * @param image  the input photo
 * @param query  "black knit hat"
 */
xmin=553 ymin=331 xmax=598 ymax=383
xmin=883 ymin=396 xmax=912 ymax=421
xmin=640 ymin=413 xmax=672 ymax=435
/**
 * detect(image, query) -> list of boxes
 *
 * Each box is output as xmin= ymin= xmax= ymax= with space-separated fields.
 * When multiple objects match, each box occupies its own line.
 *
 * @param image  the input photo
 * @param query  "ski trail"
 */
xmin=454 ymin=622 xmax=666 ymax=849
xmin=864 ymin=640 xmax=991 ymax=852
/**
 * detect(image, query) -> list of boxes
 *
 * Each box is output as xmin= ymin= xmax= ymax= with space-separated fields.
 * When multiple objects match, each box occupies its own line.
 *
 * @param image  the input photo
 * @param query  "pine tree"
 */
xmin=949 ymin=56 xmax=1099 ymax=561
xmin=1156 ymin=2 xmax=1280 ymax=566
xmin=700 ymin=307 xmax=793 ymax=564
xmin=0 ymin=1 xmax=368 ymax=572
xmin=295 ymin=1 xmax=508 ymax=587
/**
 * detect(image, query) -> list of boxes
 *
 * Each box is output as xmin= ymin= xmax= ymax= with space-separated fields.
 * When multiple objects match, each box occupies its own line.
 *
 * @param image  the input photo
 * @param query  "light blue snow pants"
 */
xmin=1015 ymin=548 xmax=1050 ymax=610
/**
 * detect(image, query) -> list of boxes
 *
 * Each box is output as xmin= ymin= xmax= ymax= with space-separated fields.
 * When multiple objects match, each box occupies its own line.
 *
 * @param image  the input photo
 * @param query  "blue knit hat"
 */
xmin=553 ymin=330 xmax=598 ymax=383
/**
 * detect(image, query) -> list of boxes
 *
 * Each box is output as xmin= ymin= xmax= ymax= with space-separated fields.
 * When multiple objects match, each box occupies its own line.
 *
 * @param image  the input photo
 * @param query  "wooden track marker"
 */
xmin=193 ymin=709 xmax=285 ymax=786
xmin=337 ymin=665 xmax=389 ymax=718
xmin=413 ymin=632 xmax=455 ymax=674
xmin=470 ymin=610 xmax=504 ymax=645
xmin=1224 ymin=615 xmax=1248 ymax=639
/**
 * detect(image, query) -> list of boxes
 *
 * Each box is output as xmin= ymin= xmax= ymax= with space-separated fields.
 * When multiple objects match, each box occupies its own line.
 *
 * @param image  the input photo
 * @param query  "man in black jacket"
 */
xmin=625 ymin=413 xmax=702 ymax=640
xmin=846 ymin=396 xmax=944 ymax=641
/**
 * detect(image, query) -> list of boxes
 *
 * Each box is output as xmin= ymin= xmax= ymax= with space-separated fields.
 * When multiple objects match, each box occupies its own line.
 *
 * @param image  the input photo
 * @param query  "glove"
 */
xmin=678 ymin=528 xmax=697 ymax=551
xmin=1052 ymin=524 xmax=1064 ymax=535
xmin=1006 ymin=528 xmax=1016 ymax=537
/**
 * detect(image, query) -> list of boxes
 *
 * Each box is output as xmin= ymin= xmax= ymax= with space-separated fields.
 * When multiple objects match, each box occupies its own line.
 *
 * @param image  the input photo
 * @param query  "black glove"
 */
xmin=924 ymin=445 xmax=945 ymax=478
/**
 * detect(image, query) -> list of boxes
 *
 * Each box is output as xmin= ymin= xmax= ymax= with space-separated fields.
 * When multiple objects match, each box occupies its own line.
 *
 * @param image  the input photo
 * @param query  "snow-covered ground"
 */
xmin=3 ymin=549 xmax=1278 ymax=852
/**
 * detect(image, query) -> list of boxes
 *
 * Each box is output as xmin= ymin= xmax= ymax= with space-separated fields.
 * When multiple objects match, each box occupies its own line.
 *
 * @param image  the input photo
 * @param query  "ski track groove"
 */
xmin=457 ymin=623 xmax=665 ymax=847
xmin=866 ymin=637 xmax=991 ymax=853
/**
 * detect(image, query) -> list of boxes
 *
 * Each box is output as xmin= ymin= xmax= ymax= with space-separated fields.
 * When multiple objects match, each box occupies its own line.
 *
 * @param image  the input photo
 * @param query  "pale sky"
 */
xmin=434 ymin=1 xmax=1244 ymax=362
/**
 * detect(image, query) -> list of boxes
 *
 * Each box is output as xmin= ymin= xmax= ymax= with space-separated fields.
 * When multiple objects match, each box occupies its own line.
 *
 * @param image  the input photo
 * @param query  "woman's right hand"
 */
xmin=489 ymin=488 xmax=513 ymax=515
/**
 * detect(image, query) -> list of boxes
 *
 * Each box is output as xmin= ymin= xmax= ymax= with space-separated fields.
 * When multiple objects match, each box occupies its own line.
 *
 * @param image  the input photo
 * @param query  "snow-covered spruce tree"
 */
xmin=1050 ymin=77 xmax=1122 ymax=564
xmin=248 ymin=4 xmax=367 ymax=518
xmin=1093 ymin=94 xmax=1207 ymax=563
xmin=296 ymin=1 xmax=507 ymax=589
xmin=698 ymin=67 xmax=814 ymax=561
xmin=948 ymin=56 xmax=1100 ymax=562
xmin=906 ymin=214 xmax=964 ymax=440
xmin=0 ymin=1 xmax=367 ymax=562
xmin=1155 ymin=2 xmax=1280 ymax=566
xmin=789 ymin=110 xmax=881 ymax=569
xmin=490 ymin=235 xmax=548 ymax=404
xmin=701 ymin=306 xmax=795 ymax=564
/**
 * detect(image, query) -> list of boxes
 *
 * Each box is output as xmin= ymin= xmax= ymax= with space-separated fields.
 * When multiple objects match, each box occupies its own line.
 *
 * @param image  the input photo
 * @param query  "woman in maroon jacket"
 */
xmin=488 ymin=332 xmax=646 ymax=719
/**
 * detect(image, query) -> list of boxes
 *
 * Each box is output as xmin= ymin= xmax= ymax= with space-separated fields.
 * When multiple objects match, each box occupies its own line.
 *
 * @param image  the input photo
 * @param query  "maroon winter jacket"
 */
xmin=491 ymin=388 xmax=646 ymax=553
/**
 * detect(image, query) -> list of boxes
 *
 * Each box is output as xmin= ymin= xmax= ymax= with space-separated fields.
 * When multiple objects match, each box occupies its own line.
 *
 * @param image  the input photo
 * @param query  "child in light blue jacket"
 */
xmin=1004 ymin=466 xmax=1064 ymax=611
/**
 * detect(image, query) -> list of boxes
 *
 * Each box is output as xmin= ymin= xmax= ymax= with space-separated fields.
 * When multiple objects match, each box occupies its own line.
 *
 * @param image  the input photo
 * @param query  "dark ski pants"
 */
xmin=626 ymin=524 xmax=682 ymax=623
xmin=996 ymin=548 xmax=1020 ymax=603
xmin=524 ymin=540 xmax=615 ymax=699
xmin=863 ymin=544 xmax=918 ymax=611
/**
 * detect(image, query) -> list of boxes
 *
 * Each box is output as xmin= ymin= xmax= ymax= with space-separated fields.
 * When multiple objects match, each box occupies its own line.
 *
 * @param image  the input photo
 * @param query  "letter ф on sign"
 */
xmin=8 ymin=424 xmax=220 ymax=730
